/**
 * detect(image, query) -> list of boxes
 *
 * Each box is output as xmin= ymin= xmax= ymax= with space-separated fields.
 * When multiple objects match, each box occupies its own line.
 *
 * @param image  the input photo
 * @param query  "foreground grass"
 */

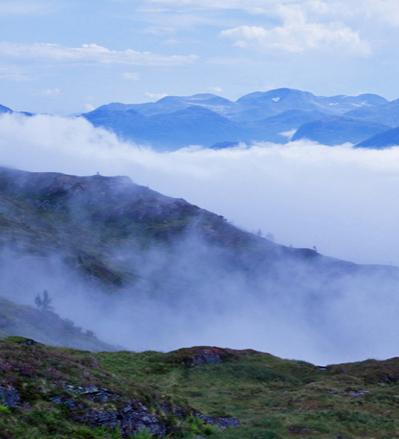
xmin=0 ymin=339 xmax=399 ymax=438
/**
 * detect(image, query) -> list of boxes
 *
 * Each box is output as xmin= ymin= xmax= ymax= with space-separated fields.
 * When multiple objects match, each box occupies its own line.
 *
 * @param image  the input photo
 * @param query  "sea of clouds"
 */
xmin=0 ymin=112 xmax=398 ymax=266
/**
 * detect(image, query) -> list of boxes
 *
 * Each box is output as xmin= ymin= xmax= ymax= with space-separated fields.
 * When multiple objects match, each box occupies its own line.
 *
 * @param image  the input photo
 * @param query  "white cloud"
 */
xmin=0 ymin=66 xmax=29 ymax=81
xmin=40 ymin=88 xmax=62 ymax=97
xmin=364 ymin=0 xmax=399 ymax=27
xmin=145 ymin=92 xmax=168 ymax=100
xmin=143 ymin=0 xmax=275 ymax=14
xmin=0 ymin=42 xmax=197 ymax=66
xmin=84 ymin=103 xmax=96 ymax=112
xmin=221 ymin=5 xmax=370 ymax=55
xmin=145 ymin=0 xmax=399 ymax=23
xmin=122 ymin=72 xmax=140 ymax=81
xmin=0 ymin=0 xmax=52 ymax=15
xmin=209 ymin=86 xmax=223 ymax=93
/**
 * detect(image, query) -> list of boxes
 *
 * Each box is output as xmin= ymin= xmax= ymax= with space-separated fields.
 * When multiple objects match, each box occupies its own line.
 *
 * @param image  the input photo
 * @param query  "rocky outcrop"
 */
xmin=0 ymin=385 xmax=20 ymax=408
xmin=195 ymin=413 xmax=240 ymax=430
xmin=77 ymin=400 xmax=167 ymax=437
xmin=51 ymin=384 xmax=239 ymax=437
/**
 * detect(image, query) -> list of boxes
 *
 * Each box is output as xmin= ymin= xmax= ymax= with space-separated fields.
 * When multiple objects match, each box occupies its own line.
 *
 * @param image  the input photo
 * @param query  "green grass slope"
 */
xmin=0 ymin=339 xmax=398 ymax=438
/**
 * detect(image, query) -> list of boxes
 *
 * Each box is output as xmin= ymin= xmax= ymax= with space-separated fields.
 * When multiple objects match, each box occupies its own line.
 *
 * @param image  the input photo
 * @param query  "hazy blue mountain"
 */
xmin=292 ymin=117 xmax=389 ymax=145
xmin=85 ymin=105 xmax=246 ymax=150
xmin=0 ymin=104 xmax=12 ymax=114
xmin=346 ymin=99 xmax=399 ymax=127
xmin=246 ymin=109 xmax=327 ymax=143
xmin=96 ymin=94 xmax=234 ymax=118
xmin=85 ymin=105 xmax=328 ymax=148
xmin=210 ymin=140 xmax=240 ymax=149
xmin=356 ymin=126 xmax=399 ymax=148
xmin=229 ymin=89 xmax=387 ymax=122
xmin=83 ymin=106 xmax=148 ymax=139
xmin=82 ymin=88 xmax=390 ymax=149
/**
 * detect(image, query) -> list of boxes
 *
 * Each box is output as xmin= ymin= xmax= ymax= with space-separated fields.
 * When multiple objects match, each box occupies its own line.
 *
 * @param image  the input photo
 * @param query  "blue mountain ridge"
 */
xmin=2 ymin=88 xmax=399 ymax=149
xmin=292 ymin=117 xmax=389 ymax=145
xmin=82 ymin=88 xmax=397 ymax=149
xmin=356 ymin=126 xmax=399 ymax=148
xmin=0 ymin=104 xmax=12 ymax=114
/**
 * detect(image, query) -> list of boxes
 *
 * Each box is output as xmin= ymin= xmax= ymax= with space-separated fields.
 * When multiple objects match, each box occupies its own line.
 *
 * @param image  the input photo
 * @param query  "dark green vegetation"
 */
xmin=1 ymin=338 xmax=399 ymax=438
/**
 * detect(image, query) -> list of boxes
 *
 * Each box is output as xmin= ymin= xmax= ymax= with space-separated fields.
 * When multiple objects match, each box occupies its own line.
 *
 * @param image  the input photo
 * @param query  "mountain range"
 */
xmin=80 ymin=89 xmax=399 ymax=149
xmin=2 ymin=88 xmax=399 ymax=149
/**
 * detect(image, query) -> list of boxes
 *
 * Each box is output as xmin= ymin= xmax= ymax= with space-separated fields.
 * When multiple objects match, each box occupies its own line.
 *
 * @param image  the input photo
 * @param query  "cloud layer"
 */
xmin=221 ymin=7 xmax=370 ymax=55
xmin=0 ymin=113 xmax=398 ymax=267
xmin=0 ymin=42 xmax=197 ymax=66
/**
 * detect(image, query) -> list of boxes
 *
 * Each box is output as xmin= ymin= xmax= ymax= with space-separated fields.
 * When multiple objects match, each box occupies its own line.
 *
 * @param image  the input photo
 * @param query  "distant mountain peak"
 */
xmin=0 ymin=104 xmax=12 ymax=114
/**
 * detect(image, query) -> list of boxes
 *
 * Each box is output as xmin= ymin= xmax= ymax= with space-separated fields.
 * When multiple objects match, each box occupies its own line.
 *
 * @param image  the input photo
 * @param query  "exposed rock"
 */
xmin=76 ymin=400 xmax=167 ymax=437
xmin=0 ymin=385 xmax=21 ymax=408
xmin=50 ymin=395 xmax=80 ymax=410
xmin=190 ymin=348 xmax=224 ymax=366
xmin=173 ymin=347 xmax=240 ymax=367
xmin=51 ymin=383 xmax=240 ymax=436
xmin=195 ymin=413 xmax=240 ymax=429
xmin=64 ymin=384 xmax=118 ymax=403
xmin=345 ymin=388 xmax=369 ymax=398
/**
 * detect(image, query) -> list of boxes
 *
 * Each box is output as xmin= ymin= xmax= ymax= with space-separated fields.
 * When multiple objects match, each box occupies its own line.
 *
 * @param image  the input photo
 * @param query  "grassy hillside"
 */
xmin=0 ymin=338 xmax=398 ymax=438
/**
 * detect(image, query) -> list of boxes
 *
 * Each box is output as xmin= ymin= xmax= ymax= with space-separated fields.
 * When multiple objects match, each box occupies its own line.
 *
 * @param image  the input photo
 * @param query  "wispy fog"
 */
xmin=0 ymin=113 xmax=399 ymax=365
xmin=1 ymin=234 xmax=399 ymax=365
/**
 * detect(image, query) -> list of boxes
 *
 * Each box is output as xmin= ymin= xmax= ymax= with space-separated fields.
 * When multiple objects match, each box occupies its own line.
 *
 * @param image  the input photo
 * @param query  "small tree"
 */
xmin=34 ymin=290 xmax=53 ymax=312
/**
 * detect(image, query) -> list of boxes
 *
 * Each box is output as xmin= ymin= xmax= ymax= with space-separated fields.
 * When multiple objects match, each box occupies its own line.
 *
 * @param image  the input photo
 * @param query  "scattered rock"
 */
xmin=77 ymin=400 xmax=167 ymax=437
xmin=191 ymin=349 xmax=223 ymax=366
xmin=50 ymin=395 xmax=80 ymax=410
xmin=288 ymin=424 xmax=311 ymax=434
xmin=195 ymin=413 xmax=240 ymax=429
xmin=344 ymin=388 xmax=369 ymax=398
xmin=64 ymin=384 xmax=117 ymax=403
xmin=157 ymin=400 xmax=189 ymax=419
xmin=175 ymin=347 xmax=238 ymax=367
xmin=0 ymin=385 xmax=21 ymax=408
xmin=51 ymin=383 xmax=240 ymax=437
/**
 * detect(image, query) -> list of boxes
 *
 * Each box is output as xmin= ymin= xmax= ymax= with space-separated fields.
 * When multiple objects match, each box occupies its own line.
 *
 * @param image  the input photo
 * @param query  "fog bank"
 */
xmin=0 ymin=113 xmax=398 ymax=266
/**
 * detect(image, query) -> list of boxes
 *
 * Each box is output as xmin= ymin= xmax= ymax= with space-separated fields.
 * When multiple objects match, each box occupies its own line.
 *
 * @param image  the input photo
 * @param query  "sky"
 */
xmin=0 ymin=0 xmax=399 ymax=113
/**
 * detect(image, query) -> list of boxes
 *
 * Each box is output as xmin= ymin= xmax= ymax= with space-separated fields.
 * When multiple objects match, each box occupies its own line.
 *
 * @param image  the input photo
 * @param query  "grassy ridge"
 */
xmin=0 ymin=339 xmax=398 ymax=438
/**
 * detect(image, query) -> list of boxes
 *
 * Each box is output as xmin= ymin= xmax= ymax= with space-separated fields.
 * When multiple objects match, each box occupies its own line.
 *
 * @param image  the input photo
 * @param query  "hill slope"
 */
xmin=0 ymin=166 xmax=398 ymax=360
xmin=0 ymin=297 xmax=113 ymax=351
xmin=292 ymin=117 xmax=388 ymax=145
xmin=1 ymin=338 xmax=399 ymax=438
xmin=346 ymin=99 xmax=399 ymax=127
xmin=356 ymin=126 xmax=399 ymax=148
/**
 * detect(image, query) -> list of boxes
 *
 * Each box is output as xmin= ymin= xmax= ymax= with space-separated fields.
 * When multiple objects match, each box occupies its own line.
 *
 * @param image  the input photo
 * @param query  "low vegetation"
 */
xmin=0 ymin=339 xmax=398 ymax=438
